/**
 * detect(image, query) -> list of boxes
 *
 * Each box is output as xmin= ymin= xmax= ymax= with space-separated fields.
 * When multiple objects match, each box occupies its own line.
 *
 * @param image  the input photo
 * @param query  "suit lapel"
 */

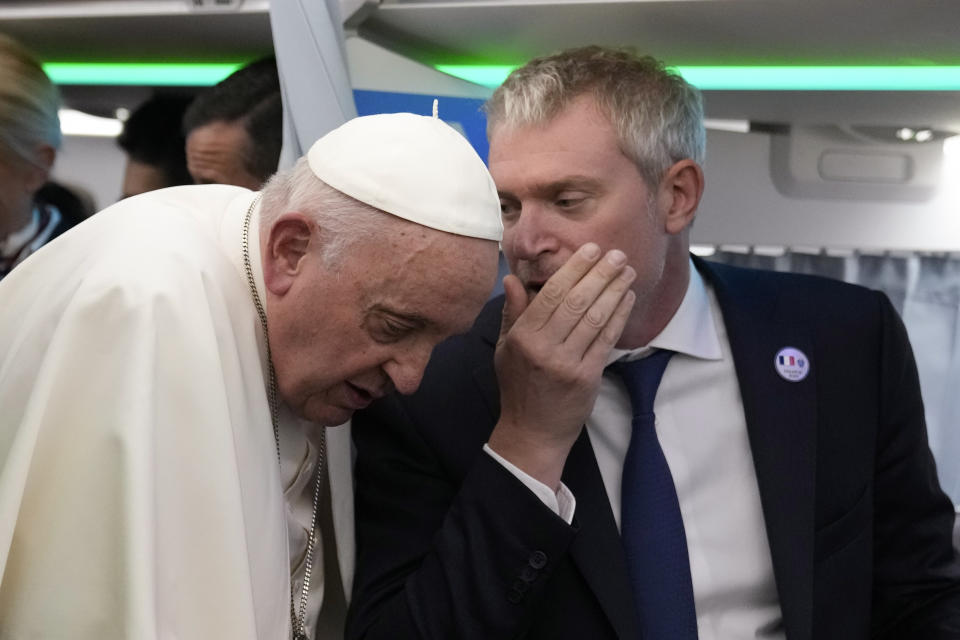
xmin=471 ymin=297 xmax=638 ymax=638
xmin=699 ymin=258 xmax=817 ymax=640
xmin=565 ymin=430 xmax=641 ymax=640
xmin=470 ymin=298 xmax=504 ymax=417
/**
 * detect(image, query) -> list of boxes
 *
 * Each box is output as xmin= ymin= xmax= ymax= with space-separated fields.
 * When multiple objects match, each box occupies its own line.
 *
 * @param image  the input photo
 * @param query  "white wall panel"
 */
xmin=694 ymin=130 xmax=960 ymax=252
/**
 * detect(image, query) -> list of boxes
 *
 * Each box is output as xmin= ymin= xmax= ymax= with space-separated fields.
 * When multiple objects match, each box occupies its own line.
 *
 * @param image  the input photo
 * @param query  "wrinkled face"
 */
xmin=185 ymin=120 xmax=262 ymax=190
xmin=490 ymin=95 xmax=674 ymax=333
xmin=267 ymin=220 xmax=499 ymax=426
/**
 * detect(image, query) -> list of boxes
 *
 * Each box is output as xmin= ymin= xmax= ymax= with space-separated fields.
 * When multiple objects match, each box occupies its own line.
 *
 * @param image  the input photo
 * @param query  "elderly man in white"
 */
xmin=0 ymin=112 xmax=503 ymax=639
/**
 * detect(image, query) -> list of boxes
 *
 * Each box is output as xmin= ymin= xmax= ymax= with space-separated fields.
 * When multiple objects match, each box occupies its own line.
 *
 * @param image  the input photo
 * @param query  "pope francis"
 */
xmin=0 ymin=112 xmax=502 ymax=639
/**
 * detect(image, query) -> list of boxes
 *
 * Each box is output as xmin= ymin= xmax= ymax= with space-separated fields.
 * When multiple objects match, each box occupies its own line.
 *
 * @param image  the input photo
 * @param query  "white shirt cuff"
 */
xmin=483 ymin=443 xmax=576 ymax=525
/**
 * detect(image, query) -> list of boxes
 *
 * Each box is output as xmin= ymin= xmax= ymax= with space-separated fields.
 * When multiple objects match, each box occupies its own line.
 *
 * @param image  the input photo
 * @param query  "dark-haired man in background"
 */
xmin=117 ymin=93 xmax=193 ymax=198
xmin=183 ymin=57 xmax=282 ymax=190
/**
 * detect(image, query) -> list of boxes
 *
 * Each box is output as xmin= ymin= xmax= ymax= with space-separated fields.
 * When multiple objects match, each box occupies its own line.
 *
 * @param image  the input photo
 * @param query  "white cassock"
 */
xmin=0 ymin=185 xmax=354 ymax=639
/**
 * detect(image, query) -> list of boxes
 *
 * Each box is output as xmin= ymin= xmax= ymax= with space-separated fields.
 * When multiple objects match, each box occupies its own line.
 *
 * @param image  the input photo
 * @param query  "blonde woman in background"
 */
xmin=0 ymin=33 xmax=68 ymax=280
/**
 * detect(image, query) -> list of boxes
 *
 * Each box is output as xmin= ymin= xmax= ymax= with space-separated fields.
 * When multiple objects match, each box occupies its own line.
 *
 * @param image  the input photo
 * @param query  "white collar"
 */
xmin=607 ymin=257 xmax=723 ymax=364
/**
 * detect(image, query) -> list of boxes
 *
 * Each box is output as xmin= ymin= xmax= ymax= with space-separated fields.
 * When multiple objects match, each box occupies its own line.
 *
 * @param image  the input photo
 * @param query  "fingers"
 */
xmin=545 ymin=249 xmax=632 ymax=344
xmin=583 ymin=287 xmax=635 ymax=364
xmin=499 ymin=274 xmax=528 ymax=344
xmin=518 ymin=243 xmax=603 ymax=329
xmin=563 ymin=262 xmax=636 ymax=359
xmin=505 ymin=241 xmax=637 ymax=364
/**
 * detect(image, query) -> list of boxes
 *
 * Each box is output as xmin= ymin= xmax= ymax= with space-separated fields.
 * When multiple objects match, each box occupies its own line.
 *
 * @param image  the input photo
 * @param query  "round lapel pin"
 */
xmin=774 ymin=347 xmax=810 ymax=382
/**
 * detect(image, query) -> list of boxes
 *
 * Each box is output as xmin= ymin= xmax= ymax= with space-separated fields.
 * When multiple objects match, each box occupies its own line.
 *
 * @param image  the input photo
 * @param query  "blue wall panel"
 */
xmin=353 ymin=90 xmax=490 ymax=164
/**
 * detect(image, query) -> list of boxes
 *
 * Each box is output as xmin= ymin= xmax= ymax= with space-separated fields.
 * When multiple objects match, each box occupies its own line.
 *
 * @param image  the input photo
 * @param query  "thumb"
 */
xmin=499 ymin=274 xmax=528 ymax=340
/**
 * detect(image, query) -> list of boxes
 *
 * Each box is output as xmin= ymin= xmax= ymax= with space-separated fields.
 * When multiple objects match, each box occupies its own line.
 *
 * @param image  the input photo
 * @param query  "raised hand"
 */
xmin=488 ymin=243 xmax=636 ymax=489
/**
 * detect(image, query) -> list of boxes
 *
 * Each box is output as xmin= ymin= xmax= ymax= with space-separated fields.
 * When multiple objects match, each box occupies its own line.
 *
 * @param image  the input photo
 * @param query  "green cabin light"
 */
xmin=40 ymin=62 xmax=960 ymax=91
xmin=435 ymin=65 xmax=516 ymax=89
xmin=435 ymin=64 xmax=960 ymax=91
xmin=43 ymin=62 xmax=245 ymax=86
xmin=678 ymin=66 xmax=960 ymax=91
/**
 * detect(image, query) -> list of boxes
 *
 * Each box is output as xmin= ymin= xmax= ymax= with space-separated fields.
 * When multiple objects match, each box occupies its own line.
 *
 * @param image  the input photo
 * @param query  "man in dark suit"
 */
xmin=348 ymin=47 xmax=960 ymax=640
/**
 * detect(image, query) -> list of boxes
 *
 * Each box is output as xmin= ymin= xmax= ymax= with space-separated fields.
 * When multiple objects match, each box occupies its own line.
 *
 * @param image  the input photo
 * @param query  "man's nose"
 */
xmin=383 ymin=344 xmax=433 ymax=395
xmin=504 ymin=204 xmax=556 ymax=260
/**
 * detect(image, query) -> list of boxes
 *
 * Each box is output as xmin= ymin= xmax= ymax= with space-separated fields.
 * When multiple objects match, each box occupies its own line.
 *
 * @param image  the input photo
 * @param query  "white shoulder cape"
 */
xmin=0 ymin=185 xmax=354 ymax=638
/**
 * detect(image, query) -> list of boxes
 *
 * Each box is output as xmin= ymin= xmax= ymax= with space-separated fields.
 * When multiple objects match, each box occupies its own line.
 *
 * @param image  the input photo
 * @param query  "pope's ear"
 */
xmin=262 ymin=212 xmax=314 ymax=296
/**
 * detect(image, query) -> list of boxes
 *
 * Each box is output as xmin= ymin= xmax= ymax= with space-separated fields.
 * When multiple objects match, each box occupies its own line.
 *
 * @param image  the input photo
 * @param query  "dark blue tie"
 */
xmin=609 ymin=349 xmax=698 ymax=639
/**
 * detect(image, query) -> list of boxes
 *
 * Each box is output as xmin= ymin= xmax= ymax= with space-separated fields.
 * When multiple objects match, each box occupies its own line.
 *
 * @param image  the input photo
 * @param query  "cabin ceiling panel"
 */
xmin=361 ymin=0 xmax=960 ymax=67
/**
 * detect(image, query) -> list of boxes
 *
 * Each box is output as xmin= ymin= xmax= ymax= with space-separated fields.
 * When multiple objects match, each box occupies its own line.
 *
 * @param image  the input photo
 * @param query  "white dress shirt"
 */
xmin=278 ymin=411 xmax=349 ymax=640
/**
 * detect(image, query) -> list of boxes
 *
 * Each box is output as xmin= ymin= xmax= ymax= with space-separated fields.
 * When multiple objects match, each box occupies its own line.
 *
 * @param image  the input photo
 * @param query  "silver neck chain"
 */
xmin=242 ymin=194 xmax=325 ymax=640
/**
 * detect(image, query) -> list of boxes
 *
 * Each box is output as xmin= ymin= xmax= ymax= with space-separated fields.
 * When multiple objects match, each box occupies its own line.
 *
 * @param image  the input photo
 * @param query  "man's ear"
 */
xmin=658 ymin=159 xmax=704 ymax=235
xmin=262 ymin=212 xmax=315 ymax=296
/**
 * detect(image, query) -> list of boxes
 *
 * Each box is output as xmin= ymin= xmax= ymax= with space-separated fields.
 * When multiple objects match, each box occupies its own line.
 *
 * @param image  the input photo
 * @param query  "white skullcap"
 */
xmin=307 ymin=111 xmax=502 ymax=241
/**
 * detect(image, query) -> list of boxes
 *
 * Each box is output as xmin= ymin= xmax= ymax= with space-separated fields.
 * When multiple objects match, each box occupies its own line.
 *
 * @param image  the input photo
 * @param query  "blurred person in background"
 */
xmin=117 ymin=93 xmax=194 ymax=198
xmin=0 ymin=33 xmax=69 ymax=280
xmin=183 ymin=57 xmax=282 ymax=190
xmin=34 ymin=181 xmax=95 ymax=229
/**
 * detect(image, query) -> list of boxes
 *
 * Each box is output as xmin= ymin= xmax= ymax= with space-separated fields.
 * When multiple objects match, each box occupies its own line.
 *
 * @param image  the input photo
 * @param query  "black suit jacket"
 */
xmin=349 ymin=258 xmax=960 ymax=640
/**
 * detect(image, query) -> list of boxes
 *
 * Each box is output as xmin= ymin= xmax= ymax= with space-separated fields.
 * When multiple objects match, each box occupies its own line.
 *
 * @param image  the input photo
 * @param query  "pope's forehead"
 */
xmin=357 ymin=227 xmax=495 ymax=299
xmin=377 ymin=216 xmax=495 ymax=254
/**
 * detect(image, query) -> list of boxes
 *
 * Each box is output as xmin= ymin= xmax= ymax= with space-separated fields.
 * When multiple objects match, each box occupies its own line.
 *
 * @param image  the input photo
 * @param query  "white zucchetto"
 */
xmin=307 ymin=111 xmax=502 ymax=242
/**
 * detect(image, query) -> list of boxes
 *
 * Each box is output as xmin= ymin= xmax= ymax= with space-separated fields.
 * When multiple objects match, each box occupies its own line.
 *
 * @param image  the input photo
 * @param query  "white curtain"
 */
xmin=902 ymin=256 xmax=960 ymax=505
xmin=710 ymin=250 xmax=960 ymax=506
xmin=269 ymin=0 xmax=357 ymax=171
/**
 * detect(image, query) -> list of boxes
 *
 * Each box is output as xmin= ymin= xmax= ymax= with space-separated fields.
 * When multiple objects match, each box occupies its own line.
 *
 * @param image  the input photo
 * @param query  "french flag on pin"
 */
xmin=775 ymin=347 xmax=810 ymax=382
xmin=778 ymin=354 xmax=806 ymax=367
